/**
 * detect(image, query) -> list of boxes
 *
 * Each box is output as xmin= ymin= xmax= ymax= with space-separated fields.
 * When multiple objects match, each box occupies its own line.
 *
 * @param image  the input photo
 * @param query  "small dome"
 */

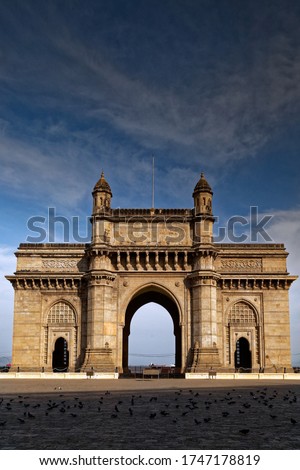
xmin=193 ymin=172 xmax=212 ymax=196
xmin=93 ymin=171 xmax=112 ymax=195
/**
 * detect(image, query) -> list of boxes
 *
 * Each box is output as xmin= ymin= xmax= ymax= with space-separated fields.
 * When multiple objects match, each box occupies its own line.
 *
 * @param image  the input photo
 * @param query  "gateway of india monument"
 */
xmin=6 ymin=171 xmax=297 ymax=375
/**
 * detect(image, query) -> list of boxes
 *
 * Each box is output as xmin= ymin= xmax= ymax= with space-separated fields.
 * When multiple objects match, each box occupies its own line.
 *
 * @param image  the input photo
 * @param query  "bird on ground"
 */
xmin=239 ymin=429 xmax=250 ymax=435
xmin=291 ymin=418 xmax=297 ymax=424
xmin=0 ymin=421 xmax=6 ymax=426
xmin=149 ymin=413 xmax=156 ymax=419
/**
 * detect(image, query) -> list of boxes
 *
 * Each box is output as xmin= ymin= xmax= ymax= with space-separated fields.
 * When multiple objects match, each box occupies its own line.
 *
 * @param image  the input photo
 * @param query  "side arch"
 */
xmin=45 ymin=300 xmax=77 ymax=325
xmin=44 ymin=300 xmax=78 ymax=371
xmin=226 ymin=299 xmax=259 ymax=325
xmin=224 ymin=299 xmax=261 ymax=371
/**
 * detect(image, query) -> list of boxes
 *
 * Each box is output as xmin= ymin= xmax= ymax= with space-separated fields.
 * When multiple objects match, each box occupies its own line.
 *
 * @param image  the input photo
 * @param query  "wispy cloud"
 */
xmin=1 ymin=1 xmax=300 ymax=177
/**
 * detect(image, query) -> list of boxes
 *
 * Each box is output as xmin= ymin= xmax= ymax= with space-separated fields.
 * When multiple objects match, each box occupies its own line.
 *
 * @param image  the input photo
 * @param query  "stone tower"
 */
xmin=189 ymin=173 xmax=220 ymax=369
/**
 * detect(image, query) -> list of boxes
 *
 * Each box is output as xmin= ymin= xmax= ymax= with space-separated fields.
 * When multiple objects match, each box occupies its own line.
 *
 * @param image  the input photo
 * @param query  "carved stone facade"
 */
xmin=6 ymin=172 xmax=297 ymax=373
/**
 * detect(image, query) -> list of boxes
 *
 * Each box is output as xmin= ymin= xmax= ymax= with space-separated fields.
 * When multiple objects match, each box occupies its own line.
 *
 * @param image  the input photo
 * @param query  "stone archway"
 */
xmin=234 ymin=336 xmax=252 ymax=371
xmin=122 ymin=287 xmax=182 ymax=373
xmin=52 ymin=337 xmax=69 ymax=372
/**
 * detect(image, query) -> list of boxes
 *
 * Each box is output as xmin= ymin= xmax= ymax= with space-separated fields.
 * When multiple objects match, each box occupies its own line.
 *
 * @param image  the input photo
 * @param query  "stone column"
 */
xmin=188 ymin=250 xmax=221 ymax=370
xmin=82 ymin=271 xmax=117 ymax=372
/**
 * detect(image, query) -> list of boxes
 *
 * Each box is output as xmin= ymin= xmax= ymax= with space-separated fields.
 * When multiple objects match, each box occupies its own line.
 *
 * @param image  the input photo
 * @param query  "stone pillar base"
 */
xmin=191 ymin=347 xmax=221 ymax=372
xmin=81 ymin=348 xmax=115 ymax=372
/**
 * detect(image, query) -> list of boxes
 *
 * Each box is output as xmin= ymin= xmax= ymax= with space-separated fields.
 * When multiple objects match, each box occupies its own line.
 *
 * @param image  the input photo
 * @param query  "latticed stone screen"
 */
xmin=228 ymin=302 xmax=256 ymax=324
xmin=48 ymin=302 xmax=75 ymax=324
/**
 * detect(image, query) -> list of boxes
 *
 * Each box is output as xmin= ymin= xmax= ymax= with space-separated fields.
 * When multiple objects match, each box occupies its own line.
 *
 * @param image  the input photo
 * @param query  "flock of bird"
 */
xmin=0 ymin=386 xmax=298 ymax=447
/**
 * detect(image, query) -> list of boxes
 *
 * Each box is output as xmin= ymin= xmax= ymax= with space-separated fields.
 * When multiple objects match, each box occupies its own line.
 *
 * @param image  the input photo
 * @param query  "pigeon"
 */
xmin=239 ymin=429 xmax=250 ymax=435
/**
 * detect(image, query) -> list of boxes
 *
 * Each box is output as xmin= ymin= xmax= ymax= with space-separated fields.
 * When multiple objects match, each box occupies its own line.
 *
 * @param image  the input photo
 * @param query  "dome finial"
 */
xmin=193 ymin=172 xmax=212 ymax=196
xmin=93 ymin=170 xmax=112 ymax=195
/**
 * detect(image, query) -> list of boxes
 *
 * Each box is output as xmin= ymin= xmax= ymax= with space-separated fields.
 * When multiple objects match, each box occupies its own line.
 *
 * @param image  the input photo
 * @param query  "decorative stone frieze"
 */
xmin=220 ymin=258 xmax=262 ymax=272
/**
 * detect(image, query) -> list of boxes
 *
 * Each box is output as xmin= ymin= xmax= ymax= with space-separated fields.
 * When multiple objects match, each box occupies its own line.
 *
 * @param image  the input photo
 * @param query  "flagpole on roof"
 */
xmin=152 ymin=155 xmax=155 ymax=209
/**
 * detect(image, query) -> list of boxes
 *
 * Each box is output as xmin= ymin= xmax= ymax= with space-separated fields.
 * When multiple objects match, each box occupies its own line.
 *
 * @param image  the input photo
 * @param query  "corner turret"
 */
xmin=193 ymin=172 xmax=213 ymax=216
xmin=92 ymin=171 xmax=112 ymax=214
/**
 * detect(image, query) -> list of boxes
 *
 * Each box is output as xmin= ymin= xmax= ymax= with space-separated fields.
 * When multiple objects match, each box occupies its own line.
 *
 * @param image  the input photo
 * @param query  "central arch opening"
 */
xmin=123 ymin=288 xmax=181 ymax=373
xmin=128 ymin=303 xmax=175 ymax=367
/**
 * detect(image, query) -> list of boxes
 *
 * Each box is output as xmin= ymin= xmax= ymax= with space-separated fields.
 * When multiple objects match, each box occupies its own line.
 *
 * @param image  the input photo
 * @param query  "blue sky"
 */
xmin=0 ymin=0 xmax=300 ymax=365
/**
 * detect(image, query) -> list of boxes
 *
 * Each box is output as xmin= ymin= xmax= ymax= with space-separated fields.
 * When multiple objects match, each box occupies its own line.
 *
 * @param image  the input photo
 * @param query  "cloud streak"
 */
xmin=1 ymin=0 xmax=300 ymax=176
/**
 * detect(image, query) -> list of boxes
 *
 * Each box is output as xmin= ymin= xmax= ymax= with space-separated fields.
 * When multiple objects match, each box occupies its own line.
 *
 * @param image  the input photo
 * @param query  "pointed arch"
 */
xmin=47 ymin=300 xmax=77 ymax=325
xmin=225 ymin=299 xmax=260 ymax=371
xmin=44 ymin=300 xmax=78 ymax=371
xmin=227 ymin=300 xmax=258 ymax=325
xmin=122 ymin=283 xmax=182 ymax=373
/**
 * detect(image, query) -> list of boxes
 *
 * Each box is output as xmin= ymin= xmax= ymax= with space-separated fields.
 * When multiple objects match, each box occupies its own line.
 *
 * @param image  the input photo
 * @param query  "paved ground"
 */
xmin=0 ymin=378 xmax=300 ymax=450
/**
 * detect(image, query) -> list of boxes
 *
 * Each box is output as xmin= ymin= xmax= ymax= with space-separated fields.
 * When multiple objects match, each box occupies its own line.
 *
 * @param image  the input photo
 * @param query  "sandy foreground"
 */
xmin=0 ymin=378 xmax=300 ymax=449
